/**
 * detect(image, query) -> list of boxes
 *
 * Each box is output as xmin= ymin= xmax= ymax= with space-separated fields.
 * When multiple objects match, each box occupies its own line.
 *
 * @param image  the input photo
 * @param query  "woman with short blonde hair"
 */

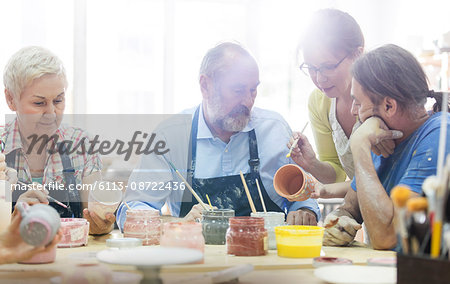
xmin=1 ymin=46 xmax=113 ymax=235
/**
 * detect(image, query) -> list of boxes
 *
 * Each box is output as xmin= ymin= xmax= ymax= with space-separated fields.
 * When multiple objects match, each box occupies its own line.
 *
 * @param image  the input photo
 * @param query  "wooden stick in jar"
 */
xmin=240 ymin=171 xmax=256 ymax=213
xmin=255 ymin=179 xmax=267 ymax=213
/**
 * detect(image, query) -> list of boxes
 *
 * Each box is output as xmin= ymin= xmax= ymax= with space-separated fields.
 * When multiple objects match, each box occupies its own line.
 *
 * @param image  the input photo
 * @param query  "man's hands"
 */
xmin=184 ymin=204 xmax=217 ymax=222
xmin=83 ymin=209 xmax=115 ymax=235
xmin=350 ymin=117 xmax=403 ymax=158
xmin=0 ymin=210 xmax=62 ymax=264
xmin=323 ymin=214 xmax=362 ymax=246
xmin=287 ymin=208 xmax=318 ymax=225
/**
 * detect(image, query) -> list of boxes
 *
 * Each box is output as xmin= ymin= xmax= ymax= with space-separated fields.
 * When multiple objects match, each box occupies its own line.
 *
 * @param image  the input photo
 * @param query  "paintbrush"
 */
xmin=124 ymin=201 xmax=131 ymax=210
xmin=286 ymin=122 xmax=309 ymax=158
xmin=423 ymin=174 xmax=447 ymax=258
xmin=255 ymin=179 xmax=266 ymax=213
xmin=206 ymin=194 xmax=213 ymax=210
xmin=391 ymin=185 xmax=412 ymax=254
xmin=240 ymin=171 xmax=256 ymax=213
xmin=166 ymin=160 xmax=208 ymax=210
xmin=16 ymin=180 xmax=68 ymax=209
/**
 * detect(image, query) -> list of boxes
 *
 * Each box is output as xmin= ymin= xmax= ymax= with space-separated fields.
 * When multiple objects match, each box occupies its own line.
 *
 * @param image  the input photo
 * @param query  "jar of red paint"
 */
xmin=226 ymin=216 xmax=268 ymax=256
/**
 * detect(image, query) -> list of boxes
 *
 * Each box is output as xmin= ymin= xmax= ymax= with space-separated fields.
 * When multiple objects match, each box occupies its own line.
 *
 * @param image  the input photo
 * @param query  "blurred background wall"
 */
xmin=0 ymin=0 xmax=449 ymax=137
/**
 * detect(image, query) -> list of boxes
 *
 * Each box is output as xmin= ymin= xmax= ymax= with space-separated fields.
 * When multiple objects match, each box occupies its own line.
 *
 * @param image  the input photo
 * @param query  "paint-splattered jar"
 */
xmin=58 ymin=218 xmax=89 ymax=248
xmin=226 ymin=217 xmax=268 ymax=256
xmin=123 ymin=209 xmax=161 ymax=245
xmin=251 ymin=212 xmax=285 ymax=250
xmin=202 ymin=209 xmax=235 ymax=245
xmin=160 ymin=222 xmax=205 ymax=254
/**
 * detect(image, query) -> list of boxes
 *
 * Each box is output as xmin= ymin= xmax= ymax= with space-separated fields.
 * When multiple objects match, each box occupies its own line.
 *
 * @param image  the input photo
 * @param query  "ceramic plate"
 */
xmin=314 ymin=265 xmax=396 ymax=284
xmin=96 ymin=246 xmax=203 ymax=267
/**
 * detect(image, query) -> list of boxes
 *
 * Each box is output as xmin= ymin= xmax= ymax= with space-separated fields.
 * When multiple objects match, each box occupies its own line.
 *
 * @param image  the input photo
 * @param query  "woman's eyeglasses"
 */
xmin=299 ymin=55 xmax=348 ymax=77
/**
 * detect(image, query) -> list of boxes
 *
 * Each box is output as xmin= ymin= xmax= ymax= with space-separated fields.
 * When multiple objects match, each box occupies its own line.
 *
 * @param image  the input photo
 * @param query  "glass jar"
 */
xmin=160 ymin=222 xmax=205 ymax=254
xmin=226 ymin=217 xmax=268 ymax=256
xmin=58 ymin=218 xmax=89 ymax=248
xmin=202 ymin=209 xmax=235 ymax=245
xmin=251 ymin=212 xmax=285 ymax=250
xmin=123 ymin=209 xmax=161 ymax=245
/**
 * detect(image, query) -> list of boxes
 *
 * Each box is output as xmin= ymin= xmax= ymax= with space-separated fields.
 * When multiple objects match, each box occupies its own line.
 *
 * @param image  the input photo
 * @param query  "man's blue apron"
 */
xmin=179 ymin=107 xmax=284 ymax=217
xmin=6 ymin=142 xmax=82 ymax=218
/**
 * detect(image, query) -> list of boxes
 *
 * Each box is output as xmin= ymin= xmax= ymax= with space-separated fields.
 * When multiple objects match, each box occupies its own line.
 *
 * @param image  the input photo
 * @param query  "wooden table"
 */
xmin=0 ymin=231 xmax=396 ymax=283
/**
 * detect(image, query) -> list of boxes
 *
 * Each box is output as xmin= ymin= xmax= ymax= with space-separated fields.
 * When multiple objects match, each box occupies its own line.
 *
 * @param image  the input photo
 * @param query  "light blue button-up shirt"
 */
xmin=116 ymin=105 xmax=320 ymax=229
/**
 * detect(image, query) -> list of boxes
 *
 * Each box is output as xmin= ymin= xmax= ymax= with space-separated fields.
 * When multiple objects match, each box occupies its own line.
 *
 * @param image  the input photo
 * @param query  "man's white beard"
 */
xmin=207 ymin=95 xmax=250 ymax=133
xmin=220 ymin=111 xmax=250 ymax=132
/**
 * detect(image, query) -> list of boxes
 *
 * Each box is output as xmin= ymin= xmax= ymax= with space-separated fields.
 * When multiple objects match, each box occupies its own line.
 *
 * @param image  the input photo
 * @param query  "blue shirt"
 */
xmin=351 ymin=112 xmax=450 ymax=195
xmin=116 ymin=105 xmax=320 ymax=229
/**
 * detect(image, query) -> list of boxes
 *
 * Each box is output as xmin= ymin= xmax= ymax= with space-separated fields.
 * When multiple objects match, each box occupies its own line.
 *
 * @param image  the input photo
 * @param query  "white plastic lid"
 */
xmin=106 ymin=238 xmax=143 ymax=249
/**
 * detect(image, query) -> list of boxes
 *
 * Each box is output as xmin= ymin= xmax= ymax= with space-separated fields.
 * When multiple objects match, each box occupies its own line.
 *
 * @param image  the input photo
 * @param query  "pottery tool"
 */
xmin=255 ymin=179 xmax=266 ymax=213
xmin=166 ymin=160 xmax=208 ymax=210
xmin=390 ymin=185 xmax=412 ymax=254
xmin=286 ymin=122 xmax=309 ymax=158
xmin=124 ymin=201 xmax=131 ymax=210
xmin=16 ymin=180 xmax=68 ymax=209
xmin=206 ymin=194 xmax=213 ymax=210
xmin=240 ymin=171 xmax=256 ymax=213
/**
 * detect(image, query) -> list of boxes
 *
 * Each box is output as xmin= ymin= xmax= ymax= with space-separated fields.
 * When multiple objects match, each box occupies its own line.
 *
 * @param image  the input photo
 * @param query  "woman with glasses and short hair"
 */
xmin=288 ymin=8 xmax=364 ymax=198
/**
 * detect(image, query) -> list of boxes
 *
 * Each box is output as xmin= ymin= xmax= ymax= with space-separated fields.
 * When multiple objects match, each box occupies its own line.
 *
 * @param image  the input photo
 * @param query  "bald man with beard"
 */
xmin=117 ymin=42 xmax=320 ymax=228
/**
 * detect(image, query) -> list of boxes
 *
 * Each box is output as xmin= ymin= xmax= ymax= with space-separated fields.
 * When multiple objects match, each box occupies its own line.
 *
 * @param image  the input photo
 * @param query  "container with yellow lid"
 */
xmin=274 ymin=225 xmax=324 ymax=258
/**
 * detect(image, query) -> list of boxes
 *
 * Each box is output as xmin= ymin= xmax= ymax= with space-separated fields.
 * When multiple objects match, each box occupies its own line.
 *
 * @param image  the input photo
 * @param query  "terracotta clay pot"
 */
xmin=273 ymin=164 xmax=318 ymax=201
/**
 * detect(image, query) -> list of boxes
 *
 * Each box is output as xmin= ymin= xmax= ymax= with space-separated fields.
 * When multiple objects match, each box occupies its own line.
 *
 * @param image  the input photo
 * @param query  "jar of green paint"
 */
xmin=201 ymin=209 xmax=234 ymax=245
